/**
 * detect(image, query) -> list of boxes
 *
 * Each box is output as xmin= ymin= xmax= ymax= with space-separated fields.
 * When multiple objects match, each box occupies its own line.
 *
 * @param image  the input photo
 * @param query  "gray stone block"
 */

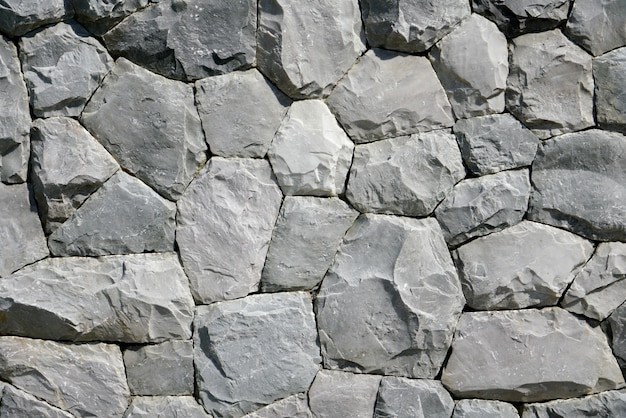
xmin=594 ymin=47 xmax=626 ymax=133
xmin=124 ymin=396 xmax=211 ymax=418
xmin=522 ymin=389 xmax=626 ymax=417
xmin=565 ymin=0 xmax=626 ymax=56
xmin=0 ymin=0 xmax=72 ymax=36
xmin=309 ymin=370 xmax=381 ymax=418
xmin=374 ymin=377 xmax=455 ymax=418
xmin=453 ymin=399 xmax=520 ymax=418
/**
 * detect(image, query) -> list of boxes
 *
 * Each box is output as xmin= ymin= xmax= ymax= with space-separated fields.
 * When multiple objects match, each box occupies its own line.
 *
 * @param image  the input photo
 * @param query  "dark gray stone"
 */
xmin=522 ymin=389 xmax=626 ymax=418
xmin=565 ymin=0 xmax=626 ymax=56
xmin=72 ymin=0 xmax=149 ymax=36
xmin=453 ymin=399 xmax=520 ymax=418
xmin=244 ymin=394 xmax=312 ymax=418
xmin=374 ymin=377 xmax=455 ymax=418
xmin=308 ymin=370 xmax=381 ymax=418
xmin=123 ymin=396 xmax=211 ymax=418
xmin=0 ymin=0 xmax=72 ymax=36
xmin=594 ymin=47 xmax=626 ymax=133
xmin=607 ymin=303 xmax=626 ymax=367
xmin=0 ymin=385 xmax=74 ymax=418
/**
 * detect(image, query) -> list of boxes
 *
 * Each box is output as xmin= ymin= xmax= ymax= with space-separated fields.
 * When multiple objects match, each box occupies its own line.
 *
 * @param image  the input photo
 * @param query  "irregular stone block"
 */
xmin=317 ymin=215 xmax=465 ymax=378
xmin=177 ymin=158 xmax=282 ymax=303
xmin=309 ymin=370 xmax=381 ymax=418
xmin=0 ymin=385 xmax=74 ymax=418
xmin=565 ymin=0 xmax=626 ymax=56
xmin=374 ymin=377 xmax=455 ymax=418
xmin=441 ymin=308 xmax=625 ymax=402
xmin=72 ymin=0 xmax=149 ymax=36
xmin=124 ymin=396 xmax=211 ymax=418
xmin=522 ymin=389 xmax=626 ymax=417
xmin=194 ymin=292 xmax=321 ymax=417
xmin=0 ymin=0 xmax=72 ymax=36
xmin=594 ymin=47 xmax=626 ymax=133
xmin=608 ymin=302 xmax=626 ymax=367
xmin=453 ymin=399 xmax=520 ymax=418
xmin=243 ymin=394 xmax=312 ymax=418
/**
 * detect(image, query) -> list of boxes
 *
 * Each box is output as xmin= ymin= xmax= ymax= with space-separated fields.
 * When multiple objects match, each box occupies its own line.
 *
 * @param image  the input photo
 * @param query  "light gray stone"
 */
xmin=326 ymin=49 xmax=454 ymax=143
xmin=177 ymin=158 xmax=282 ymax=304
xmin=0 ymin=385 xmax=74 ymax=418
xmin=506 ymin=30 xmax=595 ymax=139
xmin=316 ymin=215 xmax=465 ymax=378
xmin=194 ymin=292 xmax=321 ymax=418
xmin=346 ymin=130 xmax=465 ymax=217
xmin=374 ymin=377 xmax=455 ymax=418
xmin=124 ymin=396 xmax=211 ymax=418
xmin=243 ymin=394 xmax=312 ymax=418
xmin=268 ymin=100 xmax=354 ymax=196
xmin=522 ymin=389 xmax=626 ymax=418
xmin=454 ymin=221 xmax=594 ymax=310
xmin=528 ymin=129 xmax=626 ymax=241
xmin=195 ymin=69 xmax=290 ymax=158
xmin=453 ymin=399 xmax=520 ymax=418
xmin=435 ymin=169 xmax=531 ymax=247
xmin=308 ymin=370 xmax=381 ymax=418
xmin=261 ymin=196 xmax=358 ymax=291
xmin=594 ymin=47 xmax=626 ymax=133
xmin=607 ymin=303 xmax=626 ymax=367
xmin=48 ymin=171 xmax=176 ymax=256
xmin=81 ymin=58 xmax=206 ymax=201
xmin=565 ymin=0 xmax=626 ymax=56
xmin=72 ymin=0 xmax=149 ymax=36
xmin=0 ymin=0 xmax=72 ymax=36
xmin=441 ymin=308 xmax=625 ymax=402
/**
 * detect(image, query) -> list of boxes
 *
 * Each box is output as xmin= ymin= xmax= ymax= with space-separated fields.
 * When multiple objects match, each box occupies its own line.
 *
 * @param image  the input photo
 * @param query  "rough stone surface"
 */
xmin=81 ymin=58 xmax=206 ymax=201
xmin=522 ymin=389 xmax=626 ymax=417
xmin=608 ymin=303 xmax=626 ymax=367
xmin=594 ymin=47 xmax=626 ymax=133
xmin=123 ymin=396 xmax=211 ymax=418
xmin=454 ymin=221 xmax=594 ymax=310
xmin=194 ymin=292 xmax=321 ymax=417
xmin=347 ymin=130 xmax=465 ymax=217
xmin=441 ymin=308 xmax=625 ymax=402
xmin=506 ymin=30 xmax=594 ymax=139
xmin=243 ymin=394 xmax=312 ymax=418
xmin=261 ymin=197 xmax=358 ymax=291
xmin=565 ymin=0 xmax=626 ymax=56
xmin=72 ymin=0 xmax=149 ymax=36
xmin=177 ymin=158 xmax=282 ymax=303
xmin=316 ymin=215 xmax=465 ymax=378
xmin=374 ymin=377 xmax=455 ymax=418
xmin=308 ymin=370 xmax=381 ymax=418
xmin=0 ymin=0 xmax=71 ymax=36
xmin=528 ymin=129 xmax=626 ymax=241
xmin=326 ymin=49 xmax=454 ymax=143
xmin=453 ymin=399 xmax=520 ymax=418
xmin=0 ymin=385 xmax=74 ymax=418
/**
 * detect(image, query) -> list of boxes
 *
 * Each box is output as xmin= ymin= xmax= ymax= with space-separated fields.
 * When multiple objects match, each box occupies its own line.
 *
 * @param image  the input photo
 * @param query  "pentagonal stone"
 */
xmin=195 ymin=69 xmax=290 ymax=158
xmin=435 ymin=169 xmax=531 ymax=247
xmin=361 ymin=0 xmax=470 ymax=53
xmin=19 ymin=21 xmax=113 ymax=118
xmin=326 ymin=49 xmax=454 ymax=143
xmin=441 ymin=308 xmax=625 ymax=402
xmin=506 ymin=30 xmax=594 ymax=139
xmin=565 ymin=0 xmax=626 ymax=56
xmin=244 ymin=394 xmax=312 ymax=418
xmin=374 ymin=377 xmax=455 ymax=418
xmin=317 ymin=215 xmax=465 ymax=378
xmin=261 ymin=196 xmax=358 ymax=292
xmin=72 ymin=0 xmax=149 ymax=36
xmin=0 ymin=0 xmax=72 ymax=36
xmin=346 ymin=130 xmax=465 ymax=217
xmin=594 ymin=47 xmax=626 ymax=133
xmin=0 ymin=385 xmax=74 ymax=418
xmin=454 ymin=221 xmax=594 ymax=310
xmin=528 ymin=129 xmax=626 ymax=241
xmin=430 ymin=14 xmax=508 ymax=118
xmin=521 ymin=390 xmax=626 ymax=418
xmin=81 ymin=58 xmax=206 ymax=201
xmin=194 ymin=292 xmax=321 ymax=417
xmin=177 ymin=158 xmax=282 ymax=303
xmin=308 ymin=370 xmax=381 ymax=418
xmin=48 ymin=171 xmax=176 ymax=256
xmin=124 ymin=397 xmax=211 ymax=418
xmin=453 ymin=399 xmax=520 ymax=418
xmin=268 ymin=100 xmax=354 ymax=196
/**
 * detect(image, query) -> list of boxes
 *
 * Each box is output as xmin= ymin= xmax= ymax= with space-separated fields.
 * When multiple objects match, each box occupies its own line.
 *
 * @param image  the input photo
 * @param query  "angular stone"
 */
xmin=361 ymin=0 xmax=470 ymax=52
xmin=430 ymin=14 xmax=508 ymax=118
xmin=19 ymin=21 xmax=113 ymax=118
xmin=565 ymin=0 xmax=626 ymax=56
xmin=346 ymin=130 xmax=465 ymax=217
xmin=244 ymin=394 xmax=312 ymax=418
xmin=0 ymin=385 xmax=74 ymax=418
xmin=521 ymin=389 xmax=626 ymax=417
xmin=453 ymin=114 xmax=539 ymax=176
xmin=261 ymin=196 xmax=358 ymax=291
xmin=257 ymin=0 xmax=365 ymax=99
xmin=48 ymin=171 xmax=176 ymax=256
xmin=72 ymin=0 xmax=149 ymax=36
xmin=435 ymin=169 xmax=531 ymax=247
xmin=81 ymin=58 xmax=206 ymax=201
xmin=309 ymin=370 xmax=381 ymax=418
xmin=124 ymin=396 xmax=211 ymax=418
xmin=326 ymin=49 xmax=454 ymax=143
xmin=268 ymin=100 xmax=354 ymax=196
xmin=607 ymin=303 xmax=626 ymax=367
xmin=317 ymin=215 xmax=465 ymax=378
xmin=454 ymin=221 xmax=594 ymax=310
xmin=453 ymin=399 xmax=520 ymax=418
xmin=594 ymin=47 xmax=626 ymax=133
xmin=195 ymin=69 xmax=290 ymax=158
xmin=0 ymin=336 xmax=129 ymax=417
xmin=177 ymin=158 xmax=282 ymax=303
xmin=0 ymin=0 xmax=72 ymax=36
xmin=194 ymin=292 xmax=321 ymax=417
xmin=374 ymin=377 xmax=455 ymax=418
xmin=528 ymin=129 xmax=626 ymax=241
xmin=506 ymin=30 xmax=594 ymax=139
xmin=441 ymin=308 xmax=625 ymax=402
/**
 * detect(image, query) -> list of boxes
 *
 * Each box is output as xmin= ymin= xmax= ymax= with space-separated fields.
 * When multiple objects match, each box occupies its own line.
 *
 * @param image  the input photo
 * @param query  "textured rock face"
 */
xmin=124 ymin=396 xmax=211 ymax=418
xmin=243 ymin=394 xmax=312 ymax=418
xmin=72 ymin=0 xmax=149 ymax=35
xmin=608 ymin=304 xmax=626 ymax=367
xmin=565 ymin=0 xmax=626 ymax=56
xmin=374 ymin=377 xmax=455 ymax=418
xmin=453 ymin=399 xmax=520 ymax=418
xmin=0 ymin=0 xmax=71 ymax=36
xmin=308 ymin=370 xmax=381 ymax=418
xmin=594 ymin=47 xmax=626 ymax=132
xmin=521 ymin=389 xmax=626 ymax=417
xmin=0 ymin=385 xmax=74 ymax=418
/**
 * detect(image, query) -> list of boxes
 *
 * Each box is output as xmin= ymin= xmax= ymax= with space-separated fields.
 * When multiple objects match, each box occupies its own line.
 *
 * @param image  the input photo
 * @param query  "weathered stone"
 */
xmin=453 ymin=399 xmax=520 ymax=418
xmin=0 ymin=385 xmax=74 ymax=418
xmin=435 ymin=169 xmax=531 ymax=247
xmin=195 ymin=69 xmax=290 ymax=158
xmin=565 ymin=0 xmax=626 ymax=56
xmin=268 ymin=100 xmax=354 ymax=196
xmin=81 ymin=58 xmax=206 ymax=201
xmin=124 ymin=396 xmax=211 ymax=418
xmin=194 ymin=292 xmax=321 ymax=417
xmin=607 ymin=303 xmax=626 ymax=367
xmin=72 ymin=0 xmax=149 ymax=36
xmin=257 ymin=0 xmax=365 ymax=99
xmin=19 ymin=21 xmax=113 ymax=118
xmin=453 ymin=114 xmax=538 ymax=176
xmin=317 ymin=215 xmax=465 ymax=378
xmin=346 ymin=130 xmax=465 ymax=217
xmin=522 ymin=389 xmax=626 ymax=417
xmin=594 ymin=47 xmax=626 ymax=133
xmin=430 ymin=14 xmax=508 ymax=118
xmin=48 ymin=171 xmax=176 ymax=256
xmin=243 ymin=394 xmax=312 ymax=418
xmin=177 ymin=158 xmax=282 ymax=303
xmin=0 ymin=0 xmax=72 ymax=36
xmin=441 ymin=308 xmax=625 ymax=402
xmin=361 ymin=0 xmax=470 ymax=52
xmin=528 ymin=129 xmax=626 ymax=241
xmin=0 ymin=336 xmax=129 ymax=417
xmin=374 ymin=377 xmax=455 ymax=418
xmin=309 ymin=370 xmax=381 ymax=418
xmin=506 ymin=30 xmax=594 ymax=139
xmin=261 ymin=197 xmax=358 ymax=291
xmin=326 ymin=49 xmax=454 ymax=143
xmin=454 ymin=221 xmax=594 ymax=310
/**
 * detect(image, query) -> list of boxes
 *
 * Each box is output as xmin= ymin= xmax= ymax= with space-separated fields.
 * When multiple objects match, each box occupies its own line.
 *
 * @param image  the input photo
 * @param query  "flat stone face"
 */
xmin=309 ymin=370 xmax=381 ymax=418
xmin=244 ymin=394 xmax=312 ymax=418
xmin=454 ymin=221 xmax=594 ymax=310
xmin=72 ymin=0 xmax=149 ymax=35
xmin=521 ymin=389 xmax=626 ymax=418
xmin=194 ymin=292 xmax=321 ymax=417
xmin=453 ymin=399 xmax=520 ymax=418
xmin=0 ymin=0 xmax=71 ymax=36
xmin=441 ymin=308 xmax=625 ymax=402
xmin=506 ymin=30 xmax=594 ymax=139
xmin=528 ymin=129 xmax=626 ymax=241
xmin=177 ymin=158 xmax=282 ymax=304
xmin=565 ymin=0 xmax=626 ymax=56
xmin=594 ymin=47 xmax=626 ymax=133
xmin=124 ymin=396 xmax=211 ymax=418
xmin=81 ymin=58 xmax=206 ymax=201
xmin=374 ymin=377 xmax=455 ymax=418
xmin=608 ymin=304 xmax=626 ymax=367
xmin=316 ymin=215 xmax=465 ymax=378
xmin=326 ymin=49 xmax=454 ymax=144
xmin=0 ymin=385 xmax=74 ymax=418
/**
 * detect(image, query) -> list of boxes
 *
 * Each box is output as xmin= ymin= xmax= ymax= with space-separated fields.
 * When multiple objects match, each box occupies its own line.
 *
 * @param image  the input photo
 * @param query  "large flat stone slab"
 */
xmin=594 ymin=47 xmax=626 ymax=133
xmin=565 ymin=0 xmax=626 ymax=56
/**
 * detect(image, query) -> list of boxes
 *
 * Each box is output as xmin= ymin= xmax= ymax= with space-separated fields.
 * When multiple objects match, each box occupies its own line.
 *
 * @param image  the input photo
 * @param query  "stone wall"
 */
xmin=0 ymin=0 xmax=625 ymax=417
